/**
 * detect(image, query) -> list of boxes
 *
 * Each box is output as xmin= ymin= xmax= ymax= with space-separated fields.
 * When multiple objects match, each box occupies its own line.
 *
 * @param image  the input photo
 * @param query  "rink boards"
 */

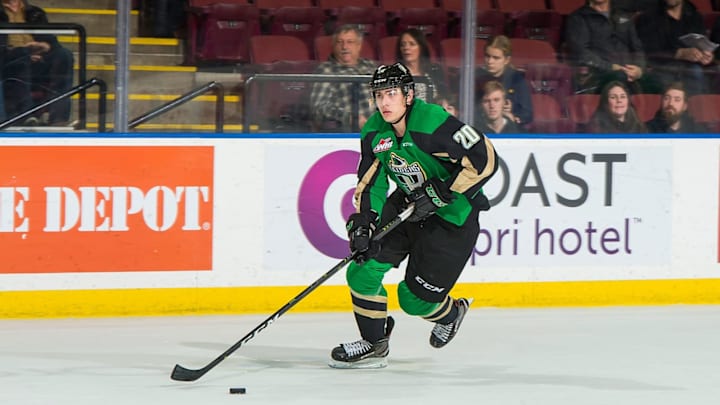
xmin=1 ymin=133 xmax=719 ymax=317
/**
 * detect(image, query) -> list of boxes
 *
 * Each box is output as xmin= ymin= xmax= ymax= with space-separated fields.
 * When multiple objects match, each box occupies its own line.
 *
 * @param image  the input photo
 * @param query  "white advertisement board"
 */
xmin=1 ymin=137 xmax=718 ymax=293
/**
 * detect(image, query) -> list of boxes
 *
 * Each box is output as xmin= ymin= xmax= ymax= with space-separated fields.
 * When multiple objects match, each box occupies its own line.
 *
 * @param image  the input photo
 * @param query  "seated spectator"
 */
xmin=588 ymin=81 xmax=647 ymax=133
xmin=1 ymin=0 xmax=74 ymax=125
xmin=474 ymin=80 xmax=523 ymax=134
xmin=613 ymin=0 xmax=658 ymax=13
xmin=635 ymin=0 xmax=713 ymax=95
xmin=0 ymin=26 xmax=6 ymax=122
xmin=310 ymin=24 xmax=376 ymax=132
xmin=475 ymin=35 xmax=533 ymax=125
xmin=711 ymin=13 xmax=720 ymax=91
xmin=565 ymin=0 xmax=661 ymax=94
xmin=394 ymin=28 xmax=448 ymax=105
xmin=646 ymin=82 xmax=707 ymax=133
xmin=436 ymin=91 xmax=458 ymax=117
xmin=713 ymin=14 xmax=720 ymax=61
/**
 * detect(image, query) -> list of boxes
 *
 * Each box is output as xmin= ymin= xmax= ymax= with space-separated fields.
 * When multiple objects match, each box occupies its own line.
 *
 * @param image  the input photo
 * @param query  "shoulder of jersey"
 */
xmin=410 ymin=100 xmax=451 ymax=125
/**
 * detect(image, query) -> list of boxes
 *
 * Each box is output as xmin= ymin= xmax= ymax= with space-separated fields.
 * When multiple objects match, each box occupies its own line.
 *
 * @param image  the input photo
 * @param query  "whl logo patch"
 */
xmin=373 ymin=138 xmax=393 ymax=153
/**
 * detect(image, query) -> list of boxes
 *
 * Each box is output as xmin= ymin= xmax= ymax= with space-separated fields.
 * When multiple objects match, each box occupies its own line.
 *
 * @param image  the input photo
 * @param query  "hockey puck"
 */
xmin=229 ymin=387 xmax=246 ymax=394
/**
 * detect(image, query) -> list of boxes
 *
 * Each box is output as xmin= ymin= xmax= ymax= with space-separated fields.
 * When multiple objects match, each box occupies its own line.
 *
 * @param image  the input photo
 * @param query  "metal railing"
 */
xmin=243 ymin=74 xmax=369 ymax=133
xmin=129 ymin=81 xmax=225 ymax=133
xmin=0 ymin=78 xmax=107 ymax=132
xmin=243 ymin=74 xmax=433 ymax=133
xmin=0 ymin=23 xmax=88 ymax=129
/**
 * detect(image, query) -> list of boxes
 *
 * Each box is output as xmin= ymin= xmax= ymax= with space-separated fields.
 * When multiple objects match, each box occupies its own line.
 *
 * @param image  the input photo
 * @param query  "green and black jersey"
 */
xmin=354 ymin=99 xmax=499 ymax=227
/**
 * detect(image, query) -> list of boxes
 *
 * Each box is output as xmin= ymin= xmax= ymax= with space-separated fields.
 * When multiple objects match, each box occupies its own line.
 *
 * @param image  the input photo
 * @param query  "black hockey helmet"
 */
xmin=370 ymin=62 xmax=414 ymax=95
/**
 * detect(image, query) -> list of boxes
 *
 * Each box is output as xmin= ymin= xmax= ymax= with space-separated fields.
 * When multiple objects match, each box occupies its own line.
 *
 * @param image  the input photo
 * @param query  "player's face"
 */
xmin=400 ymin=34 xmax=421 ymax=65
xmin=484 ymin=46 xmax=510 ymax=77
xmin=374 ymin=87 xmax=407 ymax=123
xmin=334 ymin=31 xmax=362 ymax=66
xmin=607 ymin=86 xmax=628 ymax=119
xmin=482 ymin=90 xmax=505 ymax=121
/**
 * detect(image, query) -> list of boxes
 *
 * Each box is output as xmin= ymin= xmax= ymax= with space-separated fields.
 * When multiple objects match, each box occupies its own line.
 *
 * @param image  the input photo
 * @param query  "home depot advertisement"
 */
xmin=0 ymin=146 xmax=214 ymax=273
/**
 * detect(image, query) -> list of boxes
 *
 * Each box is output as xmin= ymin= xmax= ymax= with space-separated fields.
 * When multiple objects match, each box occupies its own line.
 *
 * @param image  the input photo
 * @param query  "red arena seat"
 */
xmin=689 ymin=94 xmax=720 ymax=132
xmin=567 ymin=94 xmax=600 ymax=132
xmin=529 ymin=93 xmax=575 ymax=133
xmin=509 ymin=38 xmax=558 ymax=70
xmin=496 ymin=0 xmax=548 ymax=14
xmin=631 ymin=93 xmax=662 ymax=123
xmin=266 ymin=6 xmax=326 ymax=53
xmin=509 ymin=10 xmax=564 ymax=50
xmin=185 ymin=2 xmax=260 ymax=65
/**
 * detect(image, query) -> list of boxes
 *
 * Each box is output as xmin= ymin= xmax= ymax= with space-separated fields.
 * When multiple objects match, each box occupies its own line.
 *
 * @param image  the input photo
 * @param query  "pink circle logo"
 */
xmin=297 ymin=150 xmax=360 ymax=258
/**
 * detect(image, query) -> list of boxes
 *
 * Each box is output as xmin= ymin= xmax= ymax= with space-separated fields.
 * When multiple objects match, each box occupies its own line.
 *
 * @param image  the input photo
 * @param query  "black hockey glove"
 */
xmin=346 ymin=211 xmax=380 ymax=263
xmin=407 ymin=178 xmax=456 ymax=222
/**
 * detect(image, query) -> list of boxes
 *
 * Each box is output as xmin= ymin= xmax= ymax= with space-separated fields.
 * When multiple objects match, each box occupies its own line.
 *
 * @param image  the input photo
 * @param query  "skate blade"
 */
xmin=328 ymin=357 xmax=388 ymax=369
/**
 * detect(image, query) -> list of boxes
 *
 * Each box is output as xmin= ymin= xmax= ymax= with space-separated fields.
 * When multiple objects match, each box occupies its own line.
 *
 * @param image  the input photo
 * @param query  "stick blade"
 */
xmin=170 ymin=364 xmax=204 ymax=382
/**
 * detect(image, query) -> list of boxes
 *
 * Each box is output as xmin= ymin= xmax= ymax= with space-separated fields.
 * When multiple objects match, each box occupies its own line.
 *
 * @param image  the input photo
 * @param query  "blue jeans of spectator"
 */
xmin=652 ymin=61 xmax=708 ymax=96
xmin=3 ymin=45 xmax=74 ymax=123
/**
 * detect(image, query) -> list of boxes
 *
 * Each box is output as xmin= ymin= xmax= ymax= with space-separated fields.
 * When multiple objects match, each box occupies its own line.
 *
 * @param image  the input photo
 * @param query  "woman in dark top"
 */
xmin=475 ymin=35 xmax=533 ymax=125
xmin=588 ymin=81 xmax=647 ymax=133
xmin=394 ymin=28 xmax=448 ymax=104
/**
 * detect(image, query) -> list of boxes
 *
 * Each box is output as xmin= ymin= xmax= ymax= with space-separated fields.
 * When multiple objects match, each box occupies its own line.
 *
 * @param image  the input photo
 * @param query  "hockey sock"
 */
xmin=397 ymin=282 xmax=458 ymax=324
xmin=423 ymin=295 xmax=458 ymax=324
xmin=346 ymin=260 xmax=393 ymax=343
xmin=351 ymin=290 xmax=387 ymax=343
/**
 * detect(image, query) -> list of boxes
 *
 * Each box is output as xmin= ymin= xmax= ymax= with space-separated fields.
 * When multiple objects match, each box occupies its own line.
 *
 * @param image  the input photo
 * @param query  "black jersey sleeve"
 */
xmin=433 ymin=116 xmax=499 ymax=209
xmin=353 ymin=127 xmax=390 ymax=217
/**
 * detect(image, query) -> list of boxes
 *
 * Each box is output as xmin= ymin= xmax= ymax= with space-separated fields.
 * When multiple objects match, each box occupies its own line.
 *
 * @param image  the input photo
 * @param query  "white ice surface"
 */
xmin=1 ymin=306 xmax=719 ymax=404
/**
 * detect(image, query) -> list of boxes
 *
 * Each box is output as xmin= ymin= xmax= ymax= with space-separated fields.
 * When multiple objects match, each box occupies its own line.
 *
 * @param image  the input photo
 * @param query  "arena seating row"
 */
xmin=183 ymin=1 xmax=566 ymax=65
xmin=247 ymin=34 xmax=556 ymax=68
xmin=242 ymin=29 xmax=720 ymax=131
xmin=246 ymin=72 xmax=720 ymax=133
xmin=184 ymin=0 xmax=720 ymax=66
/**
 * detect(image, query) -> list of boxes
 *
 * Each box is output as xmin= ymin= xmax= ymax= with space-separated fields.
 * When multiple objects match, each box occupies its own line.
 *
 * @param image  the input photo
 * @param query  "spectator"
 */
xmin=614 ymin=0 xmax=658 ymax=13
xmin=713 ymin=14 xmax=720 ymax=60
xmin=475 ymin=35 xmax=533 ymax=125
xmin=712 ymin=13 xmax=720 ymax=93
xmin=646 ymin=82 xmax=707 ymax=132
xmin=635 ymin=0 xmax=713 ymax=95
xmin=436 ymin=91 xmax=458 ymax=117
xmin=394 ymin=28 xmax=448 ymax=104
xmin=1 ymin=0 xmax=74 ymax=125
xmin=475 ymin=81 xmax=522 ymax=134
xmin=0 ymin=22 xmax=6 ymax=122
xmin=565 ymin=0 xmax=661 ymax=94
xmin=310 ymin=24 xmax=376 ymax=132
xmin=588 ymin=80 xmax=647 ymax=133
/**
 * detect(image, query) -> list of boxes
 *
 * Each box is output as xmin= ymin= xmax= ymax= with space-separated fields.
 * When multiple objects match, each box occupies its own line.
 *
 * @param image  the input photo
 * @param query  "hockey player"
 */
xmin=330 ymin=63 xmax=499 ymax=369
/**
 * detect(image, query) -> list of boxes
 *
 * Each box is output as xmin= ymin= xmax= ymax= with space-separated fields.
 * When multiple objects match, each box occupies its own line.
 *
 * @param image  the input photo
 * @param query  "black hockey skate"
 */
xmin=329 ymin=316 xmax=395 ymax=369
xmin=429 ymin=298 xmax=472 ymax=348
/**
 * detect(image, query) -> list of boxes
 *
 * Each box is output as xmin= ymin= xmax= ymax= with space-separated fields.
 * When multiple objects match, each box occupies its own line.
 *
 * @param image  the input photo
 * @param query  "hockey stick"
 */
xmin=170 ymin=205 xmax=415 ymax=382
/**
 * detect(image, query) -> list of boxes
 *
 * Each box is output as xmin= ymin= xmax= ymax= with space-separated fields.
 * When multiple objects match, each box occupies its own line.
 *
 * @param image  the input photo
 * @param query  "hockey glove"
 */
xmin=346 ymin=211 xmax=380 ymax=263
xmin=407 ymin=178 xmax=456 ymax=222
